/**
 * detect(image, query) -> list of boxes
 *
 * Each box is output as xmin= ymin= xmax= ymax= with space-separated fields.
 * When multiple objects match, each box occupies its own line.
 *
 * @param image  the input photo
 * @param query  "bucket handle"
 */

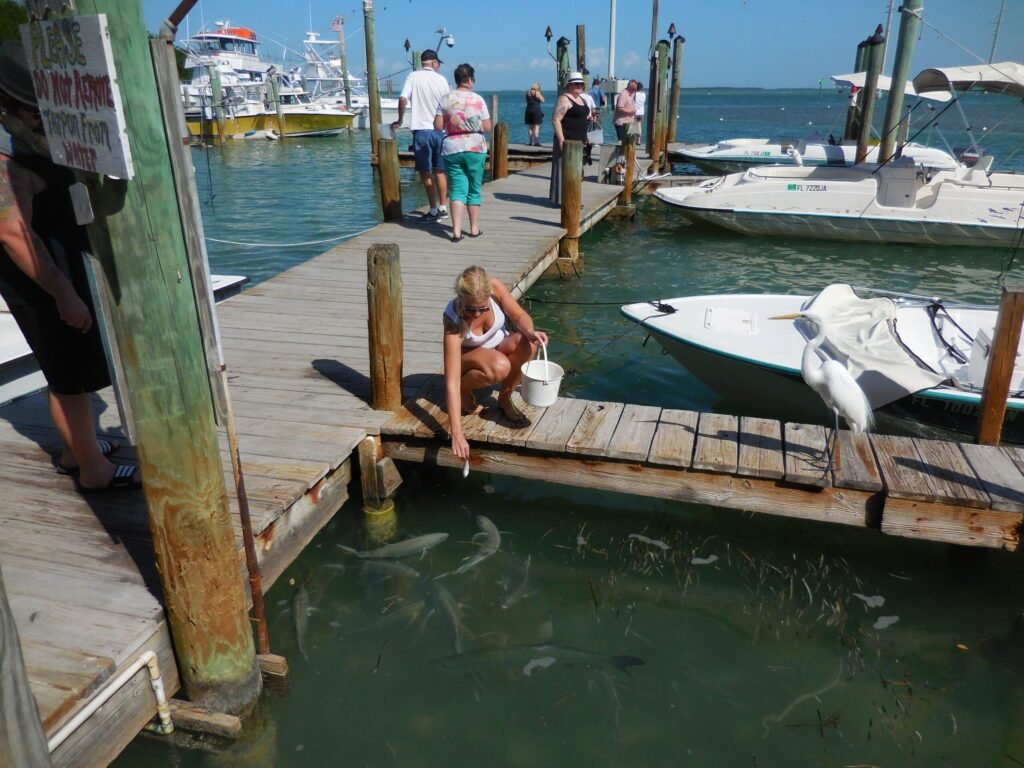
xmin=531 ymin=340 xmax=548 ymax=366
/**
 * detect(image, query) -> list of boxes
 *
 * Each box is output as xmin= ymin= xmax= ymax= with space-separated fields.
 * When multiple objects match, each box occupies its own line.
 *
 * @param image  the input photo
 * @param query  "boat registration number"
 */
xmin=786 ymin=184 xmax=828 ymax=192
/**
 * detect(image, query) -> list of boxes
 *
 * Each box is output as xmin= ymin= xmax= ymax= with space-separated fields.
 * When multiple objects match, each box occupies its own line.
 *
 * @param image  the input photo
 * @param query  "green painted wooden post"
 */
xmin=363 ymin=0 xmax=382 ymax=164
xmin=556 ymin=36 xmax=570 ymax=91
xmin=667 ymin=35 xmax=685 ymax=147
xmin=77 ymin=0 xmax=261 ymax=715
xmin=412 ymin=51 xmax=421 ymax=71
xmin=878 ymin=0 xmax=923 ymax=163
xmin=855 ymin=28 xmax=886 ymax=164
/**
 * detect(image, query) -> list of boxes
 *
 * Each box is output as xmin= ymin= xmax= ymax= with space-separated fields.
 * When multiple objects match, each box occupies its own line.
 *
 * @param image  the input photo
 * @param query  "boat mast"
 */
xmin=989 ymin=0 xmax=1005 ymax=64
xmin=608 ymin=0 xmax=617 ymax=79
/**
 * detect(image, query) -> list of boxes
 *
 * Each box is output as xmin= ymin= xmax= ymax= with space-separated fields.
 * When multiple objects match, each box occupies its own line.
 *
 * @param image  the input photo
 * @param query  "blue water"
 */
xmin=116 ymin=88 xmax=1024 ymax=767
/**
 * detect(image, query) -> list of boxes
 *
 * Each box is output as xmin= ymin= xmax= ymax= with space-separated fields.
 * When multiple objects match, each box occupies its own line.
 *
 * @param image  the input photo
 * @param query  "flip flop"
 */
xmin=461 ymin=391 xmax=483 ymax=416
xmin=499 ymin=398 xmax=529 ymax=424
xmin=54 ymin=438 xmax=121 ymax=475
xmin=76 ymin=463 xmax=142 ymax=495
xmin=467 ymin=230 xmax=483 ymax=238
xmin=450 ymin=233 xmax=465 ymax=243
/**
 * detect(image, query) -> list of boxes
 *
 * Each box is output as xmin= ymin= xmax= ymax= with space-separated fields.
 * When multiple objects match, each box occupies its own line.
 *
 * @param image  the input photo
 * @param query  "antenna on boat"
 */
xmin=988 ymin=0 xmax=1006 ymax=64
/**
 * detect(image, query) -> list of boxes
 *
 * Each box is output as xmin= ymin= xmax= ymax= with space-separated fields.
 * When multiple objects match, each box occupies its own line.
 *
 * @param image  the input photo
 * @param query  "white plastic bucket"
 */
xmin=520 ymin=342 xmax=564 ymax=407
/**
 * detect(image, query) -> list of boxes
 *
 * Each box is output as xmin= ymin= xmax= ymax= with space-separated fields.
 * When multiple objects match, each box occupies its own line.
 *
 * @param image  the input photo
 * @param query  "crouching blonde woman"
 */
xmin=443 ymin=266 xmax=548 ymax=460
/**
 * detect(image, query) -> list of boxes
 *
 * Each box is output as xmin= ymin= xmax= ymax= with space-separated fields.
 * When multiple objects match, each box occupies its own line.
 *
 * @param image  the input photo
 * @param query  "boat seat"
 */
xmin=953 ymin=154 xmax=994 ymax=187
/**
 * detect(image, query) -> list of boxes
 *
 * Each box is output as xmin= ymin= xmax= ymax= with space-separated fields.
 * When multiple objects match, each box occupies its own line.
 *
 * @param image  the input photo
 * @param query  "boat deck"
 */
xmin=0 ymin=163 xmax=622 ymax=766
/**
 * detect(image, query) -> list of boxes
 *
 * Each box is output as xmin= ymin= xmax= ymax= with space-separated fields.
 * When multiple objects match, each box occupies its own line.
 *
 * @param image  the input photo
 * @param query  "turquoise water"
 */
xmin=115 ymin=89 xmax=1024 ymax=766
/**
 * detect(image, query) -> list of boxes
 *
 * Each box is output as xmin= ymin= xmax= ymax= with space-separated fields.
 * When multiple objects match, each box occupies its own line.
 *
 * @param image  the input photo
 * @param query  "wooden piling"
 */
xmin=977 ymin=287 xmax=1024 ymax=445
xmin=558 ymin=139 xmax=583 ymax=272
xmin=378 ymin=137 xmax=403 ymax=221
xmin=576 ymin=24 xmax=587 ymax=84
xmin=878 ymin=0 xmax=923 ymax=163
xmin=367 ymin=244 xmax=405 ymax=410
xmin=269 ymin=71 xmax=285 ymax=138
xmin=489 ymin=94 xmax=499 ymax=178
xmin=363 ymin=0 xmax=383 ymax=163
xmin=492 ymin=122 xmax=509 ymax=180
xmin=210 ymin=66 xmax=225 ymax=143
xmin=0 ymin=563 xmax=52 ymax=768
xmin=335 ymin=15 xmax=353 ymax=114
xmin=844 ymin=38 xmax=868 ymax=141
xmin=667 ymin=35 xmax=685 ymax=149
xmin=622 ymin=134 xmax=636 ymax=205
xmin=855 ymin=27 xmax=886 ymax=164
xmin=556 ymin=35 xmax=571 ymax=90
xmin=81 ymin=0 xmax=261 ymax=715
xmin=652 ymin=39 xmax=671 ymax=172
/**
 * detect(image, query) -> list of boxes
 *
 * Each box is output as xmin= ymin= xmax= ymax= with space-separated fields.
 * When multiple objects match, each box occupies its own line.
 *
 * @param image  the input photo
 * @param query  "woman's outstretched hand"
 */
xmin=451 ymin=432 xmax=470 ymax=461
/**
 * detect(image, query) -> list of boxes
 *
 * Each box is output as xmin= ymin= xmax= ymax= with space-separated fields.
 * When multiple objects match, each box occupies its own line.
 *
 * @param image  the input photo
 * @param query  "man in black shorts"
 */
xmin=0 ymin=41 xmax=140 ymax=493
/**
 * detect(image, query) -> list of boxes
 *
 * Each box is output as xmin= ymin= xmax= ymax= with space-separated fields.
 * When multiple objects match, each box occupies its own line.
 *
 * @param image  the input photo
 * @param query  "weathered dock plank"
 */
xmin=692 ymin=413 xmax=738 ymax=473
xmin=783 ymin=422 xmax=830 ymax=488
xmin=606 ymin=404 xmax=662 ymax=462
xmin=525 ymin=398 xmax=588 ymax=453
xmin=647 ymin=408 xmax=698 ymax=468
xmin=961 ymin=444 xmax=1024 ymax=512
xmin=566 ymin=401 xmax=625 ymax=457
xmin=737 ymin=417 xmax=784 ymax=480
xmin=831 ymin=430 xmax=883 ymax=492
xmin=911 ymin=438 xmax=990 ymax=509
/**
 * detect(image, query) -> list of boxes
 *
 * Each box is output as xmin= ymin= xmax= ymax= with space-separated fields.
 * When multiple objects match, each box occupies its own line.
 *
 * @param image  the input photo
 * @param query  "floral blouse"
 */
xmin=437 ymin=90 xmax=490 ymax=155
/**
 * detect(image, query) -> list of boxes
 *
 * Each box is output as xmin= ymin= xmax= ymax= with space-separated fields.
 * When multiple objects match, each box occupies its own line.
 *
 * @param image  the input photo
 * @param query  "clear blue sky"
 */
xmin=141 ymin=0 xmax=1024 ymax=90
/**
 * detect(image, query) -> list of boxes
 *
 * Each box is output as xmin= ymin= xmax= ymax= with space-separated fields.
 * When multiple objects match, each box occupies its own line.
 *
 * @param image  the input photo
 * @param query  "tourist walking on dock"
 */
xmin=392 ymin=49 xmax=451 ymax=222
xmin=588 ymin=77 xmax=606 ymax=126
xmin=634 ymin=83 xmax=646 ymax=141
xmin=613 ymin=79 xmax=638 ymax=142
xmin=443 ymin=266 xmax=548 ymax=460
xmin=524 ymin=82 xmax=545 ymax=146
xmin=549 ymin=71 xmax=591 ymax=205
xmin=434 ymin=63 xmax=491 ymax=242
xmin=0 ymin=42 xmax=139 ymax=493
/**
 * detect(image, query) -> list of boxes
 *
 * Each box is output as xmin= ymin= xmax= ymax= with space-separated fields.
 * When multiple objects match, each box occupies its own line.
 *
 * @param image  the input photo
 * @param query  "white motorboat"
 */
xmin=621 ymin=284 xmax=1024 ymax=439
xmin=0 ymin=276 xmax=248 ymax=406
xmin=675 ymin=73 xmax=956 ymax=175
xmin=300 ymin=32 xmax=405 ymax=129
xmin=657 ymin=63 xmax=1024 ymax=248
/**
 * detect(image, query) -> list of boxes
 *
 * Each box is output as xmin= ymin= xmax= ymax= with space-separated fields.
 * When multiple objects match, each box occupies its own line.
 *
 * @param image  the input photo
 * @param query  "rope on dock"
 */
xmin=206 ymin=225 xmax=377 ymax=248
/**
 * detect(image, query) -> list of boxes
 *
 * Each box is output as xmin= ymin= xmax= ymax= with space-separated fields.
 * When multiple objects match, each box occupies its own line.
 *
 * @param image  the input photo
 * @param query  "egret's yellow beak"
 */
xmin=769 ymin=313 xmax=805 ymax=320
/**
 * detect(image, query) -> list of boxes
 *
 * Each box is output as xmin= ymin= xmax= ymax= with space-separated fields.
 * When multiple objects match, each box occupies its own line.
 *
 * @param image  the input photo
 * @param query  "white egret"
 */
xmin=770 ymin=311 xmax=874 ymax=470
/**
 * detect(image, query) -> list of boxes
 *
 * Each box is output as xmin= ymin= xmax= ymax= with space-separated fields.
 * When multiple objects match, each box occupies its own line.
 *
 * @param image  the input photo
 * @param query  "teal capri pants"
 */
xmin=444 ymin=151 xmax=487 ymax=206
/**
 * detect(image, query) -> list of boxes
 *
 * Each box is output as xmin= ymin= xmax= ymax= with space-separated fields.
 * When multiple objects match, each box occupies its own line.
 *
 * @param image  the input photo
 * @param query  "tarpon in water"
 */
xmin=440 ymin=516 xmax=500 ymax=577
xmin=429 ymin=580 xmax=468 ymax=654
xmin=338 ymin=532 xmax=449 ymax=560
xmin=291 ymin=577 xmax=311 ymax=661
xmin=435 ymin=642 xmax=645 ymax=676
xmin=500 ymin=555 xmax=531 ymax=610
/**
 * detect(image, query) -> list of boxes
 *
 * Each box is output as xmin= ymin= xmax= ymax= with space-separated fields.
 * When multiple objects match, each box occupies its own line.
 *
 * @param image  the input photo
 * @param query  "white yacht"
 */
xmin=657 ymin=63 xmax=1024 ymax=248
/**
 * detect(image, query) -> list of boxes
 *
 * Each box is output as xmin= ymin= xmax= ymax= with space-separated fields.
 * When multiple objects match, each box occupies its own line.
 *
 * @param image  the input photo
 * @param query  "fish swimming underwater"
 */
xmin=338 ymin=532 xmax=449 ymax=560
xmin=435 ymin=642 xmax=644 ymax=677
xmin=439 ymin=516 xmax=500 ymax=577
xmin=500 ymin=555 xmax=531 ymax=610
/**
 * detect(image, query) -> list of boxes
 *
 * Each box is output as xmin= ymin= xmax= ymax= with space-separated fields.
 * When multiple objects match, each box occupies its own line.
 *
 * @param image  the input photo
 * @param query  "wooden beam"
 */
xmin=383 ymin=440 xmax=876 ymax=529
xmin=366 ymin=244 xmax=404 ymax=410
xmin=0 ymin=562 xmax=52 ymax=768
xmin=377 ymin=137 xmax=402 ymax=221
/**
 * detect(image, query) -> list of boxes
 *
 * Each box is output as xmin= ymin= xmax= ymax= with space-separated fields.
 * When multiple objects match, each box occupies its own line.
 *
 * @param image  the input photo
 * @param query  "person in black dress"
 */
xmin=524 ymin=83 xmax=545 ymax=146
xmin=549 ymin=72 xmax=590 ymax=205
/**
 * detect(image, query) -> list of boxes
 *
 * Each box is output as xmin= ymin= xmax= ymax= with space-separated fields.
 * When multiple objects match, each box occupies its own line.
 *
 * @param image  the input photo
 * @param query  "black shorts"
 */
xmin=0 ymin=239 xmax=111 ymax=395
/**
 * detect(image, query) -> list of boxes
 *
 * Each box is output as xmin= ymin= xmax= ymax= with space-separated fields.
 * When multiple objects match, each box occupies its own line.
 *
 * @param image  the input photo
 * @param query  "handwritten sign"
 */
xmin=20 ymin=15 xmax=134 ymax=179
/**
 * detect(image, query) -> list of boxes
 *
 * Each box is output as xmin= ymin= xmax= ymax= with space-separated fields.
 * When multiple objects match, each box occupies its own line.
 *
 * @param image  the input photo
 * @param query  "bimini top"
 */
xmin=830 ymin=72 xmax=952 ymax=102
xmin=912 ymin=61 xmax=1024 ymax=99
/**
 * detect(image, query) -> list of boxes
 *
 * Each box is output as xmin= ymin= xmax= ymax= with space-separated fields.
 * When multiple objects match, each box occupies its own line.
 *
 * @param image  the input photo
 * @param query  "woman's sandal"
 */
xmin=499 ymin=398 xmax=529 ymax=424
xmin=461 ymin=392 xmax=483 ymax=416
xmin=75 ymin=463 xmax=142 ymax=495
xmin=54 ymin=438 xmax=120 ymax=475
xmin=450 ymin=233 xmax=465 ymax=243
xmin=467 ymin=230 xmax=483 ymax=238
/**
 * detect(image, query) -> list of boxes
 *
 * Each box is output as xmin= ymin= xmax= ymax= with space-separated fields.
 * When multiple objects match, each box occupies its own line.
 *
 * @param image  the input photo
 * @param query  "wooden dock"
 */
xmin=0 ymin=161 xmax=621 ymax=766
xmin=382 ymin=378 xmax=1024 ymax=552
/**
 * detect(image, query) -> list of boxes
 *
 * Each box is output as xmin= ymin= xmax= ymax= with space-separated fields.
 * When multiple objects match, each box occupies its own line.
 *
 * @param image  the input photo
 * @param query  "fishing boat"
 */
xmin=621 ymin=284 xmax=1024 ymax=439
xmin=675 ymin=73 xmax=957 ymax=175
xmin=657 ymin=63 xmax=1024 ymax=248
xmin=0 ymin=276 xmax=248 ymax=406
xmin=180 ymin=24 xmax=354 ymax=139
xmin=300 ymin=31 xmax=404 ymax=129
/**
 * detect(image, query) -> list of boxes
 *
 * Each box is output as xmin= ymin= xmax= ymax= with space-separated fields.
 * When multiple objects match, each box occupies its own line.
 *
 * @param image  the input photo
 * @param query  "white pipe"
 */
xmin=48 ymin=650 xmax=174 ymax=753
xmin=608 ymin=0 xmax=617 ymax=79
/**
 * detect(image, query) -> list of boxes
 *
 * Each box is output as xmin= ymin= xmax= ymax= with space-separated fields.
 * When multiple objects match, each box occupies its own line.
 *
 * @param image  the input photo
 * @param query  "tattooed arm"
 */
xmin=0 ymin=155 xmax=92 ymax=331
xmin=551 ymin=94 xmax=570 ymax=149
